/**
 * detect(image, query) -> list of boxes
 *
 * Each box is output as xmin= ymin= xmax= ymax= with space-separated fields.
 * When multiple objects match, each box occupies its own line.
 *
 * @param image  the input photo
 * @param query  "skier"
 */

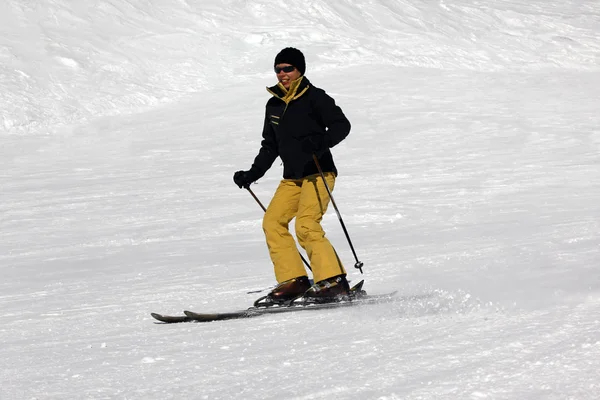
xmin=233 ymin=47 xmax=352 ymax=304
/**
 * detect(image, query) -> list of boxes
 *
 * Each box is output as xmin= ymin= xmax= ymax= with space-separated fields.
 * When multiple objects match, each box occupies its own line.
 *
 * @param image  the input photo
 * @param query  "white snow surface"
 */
xmin=1 ymin=0 xmax=600 ymax=399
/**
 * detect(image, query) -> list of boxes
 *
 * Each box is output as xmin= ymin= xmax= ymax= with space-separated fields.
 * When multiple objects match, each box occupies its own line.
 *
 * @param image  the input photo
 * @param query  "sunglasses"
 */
xmin=274 ymin=65 xmax=296 ymax=74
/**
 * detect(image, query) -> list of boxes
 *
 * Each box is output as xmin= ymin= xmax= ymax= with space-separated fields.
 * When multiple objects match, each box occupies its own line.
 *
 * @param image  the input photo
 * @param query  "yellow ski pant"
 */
xmin=262 ymin=172 xmax=346 ymax=283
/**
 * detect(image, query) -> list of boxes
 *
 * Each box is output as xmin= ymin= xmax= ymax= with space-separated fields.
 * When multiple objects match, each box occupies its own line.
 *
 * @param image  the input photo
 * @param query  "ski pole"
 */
xmin=312 ymin=154 xmax=364 ymax=273
xmin=245 ymin=187 xmax=312 ymax=271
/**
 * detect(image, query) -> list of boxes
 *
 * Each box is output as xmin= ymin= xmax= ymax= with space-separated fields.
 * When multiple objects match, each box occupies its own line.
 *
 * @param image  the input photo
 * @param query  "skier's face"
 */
xmin=275 ymin=63 xmax=301 ymax=89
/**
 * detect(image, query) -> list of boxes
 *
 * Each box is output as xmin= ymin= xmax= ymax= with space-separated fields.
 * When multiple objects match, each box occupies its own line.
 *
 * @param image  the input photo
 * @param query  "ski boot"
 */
xmin=253 ymin=276 xmax=311 ymax=308
xmin=300 ymin=274 xmax=351 ymax=304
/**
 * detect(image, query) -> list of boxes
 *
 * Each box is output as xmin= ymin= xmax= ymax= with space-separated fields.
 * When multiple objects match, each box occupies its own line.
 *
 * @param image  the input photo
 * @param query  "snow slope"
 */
xmin=2 ymin=0 xmax=598 ymax=136
xmin=1 ymin=1 xmax=600 ymax=399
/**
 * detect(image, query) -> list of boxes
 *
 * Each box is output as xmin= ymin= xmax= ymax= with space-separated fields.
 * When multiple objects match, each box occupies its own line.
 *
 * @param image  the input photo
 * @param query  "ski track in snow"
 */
xmin=1 ymin=0 xmax=600 ymax=399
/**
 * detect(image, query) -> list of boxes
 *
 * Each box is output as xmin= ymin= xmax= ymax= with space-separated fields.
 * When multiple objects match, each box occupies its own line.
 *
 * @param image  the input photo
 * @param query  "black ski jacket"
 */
xmin=250 ymin=76 xmax=351 ymax=180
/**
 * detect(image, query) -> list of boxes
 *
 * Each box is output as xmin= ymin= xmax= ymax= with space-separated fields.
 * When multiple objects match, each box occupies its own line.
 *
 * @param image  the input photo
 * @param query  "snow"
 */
xmin=1 ymin=0 xmax=599 ymax=399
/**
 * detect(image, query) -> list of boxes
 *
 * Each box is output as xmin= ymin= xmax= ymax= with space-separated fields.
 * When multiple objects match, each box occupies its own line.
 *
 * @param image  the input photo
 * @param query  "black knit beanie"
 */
xmin=274 ymin=47 xmax=306 ymax=75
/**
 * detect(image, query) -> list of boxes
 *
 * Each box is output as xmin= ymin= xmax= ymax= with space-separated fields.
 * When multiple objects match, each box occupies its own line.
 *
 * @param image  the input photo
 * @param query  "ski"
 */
xmin=183 ymin=291 xmax=397 ymax=323
xmin=150 ymin=313 xmax=193 ymax=323
xmin=151 ymin=290 xmax=398 ymax=324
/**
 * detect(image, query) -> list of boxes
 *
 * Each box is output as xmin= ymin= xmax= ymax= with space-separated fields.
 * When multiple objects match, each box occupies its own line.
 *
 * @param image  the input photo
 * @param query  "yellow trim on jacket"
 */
xmin=266 ymin=76 xmax=310 ymax=104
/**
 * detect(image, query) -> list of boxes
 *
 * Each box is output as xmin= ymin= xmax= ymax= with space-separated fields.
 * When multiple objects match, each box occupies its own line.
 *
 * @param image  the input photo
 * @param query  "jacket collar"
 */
xmin=266 ymin=76 xmax=310 ymax=104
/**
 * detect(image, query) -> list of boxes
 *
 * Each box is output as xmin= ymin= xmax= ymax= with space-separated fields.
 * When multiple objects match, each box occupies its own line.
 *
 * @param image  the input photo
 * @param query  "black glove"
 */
xmin=233 ymin=170 xmax=256 ymax=189
xmin=301 ymin=135 xmax=327 ymax=156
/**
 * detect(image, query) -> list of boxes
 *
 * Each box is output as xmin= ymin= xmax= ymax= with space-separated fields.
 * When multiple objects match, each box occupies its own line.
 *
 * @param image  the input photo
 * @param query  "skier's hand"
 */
xmin=233 ymin=170 xmax=254 ymax=189
xmin=301 ymin=135 xmax=326 ymax=156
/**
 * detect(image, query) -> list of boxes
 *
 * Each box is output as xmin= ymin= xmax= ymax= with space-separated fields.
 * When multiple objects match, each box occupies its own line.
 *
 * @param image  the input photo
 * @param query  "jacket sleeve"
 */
xmin=250 ymin=110 xmax=279 ymax=179
xmin=313 ymin=89 xmax=351 ymax=148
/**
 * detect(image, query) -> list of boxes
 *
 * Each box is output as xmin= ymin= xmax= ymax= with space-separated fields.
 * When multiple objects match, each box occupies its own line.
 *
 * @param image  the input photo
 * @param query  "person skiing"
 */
xmin=233 ymin=47 xmax=352 ymax=304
